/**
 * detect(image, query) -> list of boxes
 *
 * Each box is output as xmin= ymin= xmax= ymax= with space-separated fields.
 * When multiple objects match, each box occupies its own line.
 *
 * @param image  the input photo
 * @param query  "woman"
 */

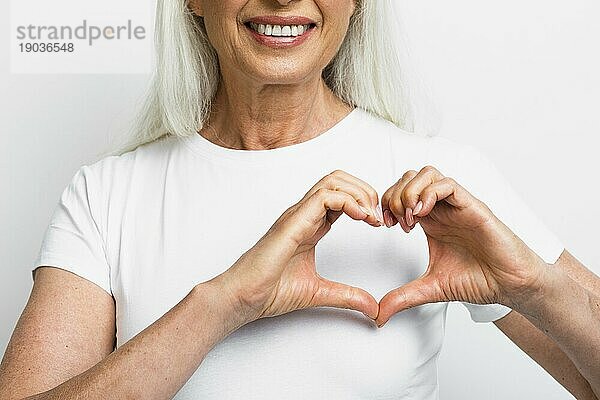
xmin=0 ymin=0 xmax=598 ymax=399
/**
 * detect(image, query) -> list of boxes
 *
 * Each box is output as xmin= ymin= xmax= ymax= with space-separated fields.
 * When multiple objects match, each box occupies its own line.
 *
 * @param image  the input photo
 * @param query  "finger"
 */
xmin=331 ymin=174 xmax=383 ymax=226
xmin=375 ymin=275 xmax=443 ymax=327
xmin=312 ymin=276 xmax=379 ymax=320
xmin=303 ymin=170 xmax=379 ymax=209
xmin=416 ymin=177 xmax=466 ymax=218
xmin=390 ymin=184 xmax=413 ymax=232
xmin=381 ymin=170 xmax=417 ymax=229
xmin=400 ymin=166 xmax=445 ymax=221
xmin=383 ymin=208 xmax=399 ymax=230
xmin=332 ymin=170 xmax=382 ymax=212
xmin=311 ymin=170 xmax=381 ymax=207
xmin=302 ymin=171 xmax=382 ymax=226
xmin=317 ymin=189 xmax=371 ymax=223
xmin=284 ymin=188 xmax=371 ymax=245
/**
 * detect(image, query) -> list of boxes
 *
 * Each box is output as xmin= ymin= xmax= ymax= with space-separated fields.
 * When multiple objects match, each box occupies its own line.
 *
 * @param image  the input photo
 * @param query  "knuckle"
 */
xmin=442 ymin=176 xmax=457 ymax=186
xmin=401 ymin=186 xmax=416 ymax=203
xmin=420 ymin=186 xmax=434 ymax=199
xmin=381 ymin=191 xmax=392 ymax=208
xmin=322 ymin=174 xmax=335 ymax=185
xmin=388 ymin=196 xmax=404 ymax=215
xmin=314 ymin=187 xmax=328 ymax=199
xmin=402 ymin=169 xmax=417 ymax=180
xmin=322 ymin=173 xmax=342 ymax=191
xmin=341 ymin=191 xmax=354 ymax=203
xmin=367 ymin=188 xmax=379 ymax=203
xmin=421 ymin=165 xmax=438 ymax=174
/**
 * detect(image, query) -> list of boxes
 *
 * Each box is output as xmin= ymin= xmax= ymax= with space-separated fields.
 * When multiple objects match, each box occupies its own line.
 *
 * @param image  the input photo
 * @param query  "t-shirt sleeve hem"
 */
xmin=461 ymin=302 xmax=513 ymax=323
xmin=32 ymin=252 xmax=112 ymax=296
xmin=545 ymin=243 xmax=566 ymax=265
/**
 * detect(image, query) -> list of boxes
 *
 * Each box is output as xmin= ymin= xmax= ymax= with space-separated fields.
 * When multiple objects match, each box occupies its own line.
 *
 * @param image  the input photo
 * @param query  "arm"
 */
xmin=494 ymin=250 xmax=600 ymax=399
xmin=0 ymin=266 xmax=244 ymax=400
xmin=1 ymin=170 xmax=383 ymax=399
xmin=374 ymin=165 xmax=600 ymax=397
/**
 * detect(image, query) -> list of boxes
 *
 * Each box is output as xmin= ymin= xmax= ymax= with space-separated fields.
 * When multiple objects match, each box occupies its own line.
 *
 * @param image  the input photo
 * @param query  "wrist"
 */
xmin=488 ymin=221 xmax=558 ymax=313
xmin=507 ymin=260 xmax=574 ymax=318
xmin=191 ymin=276 xmax=252 ymax=337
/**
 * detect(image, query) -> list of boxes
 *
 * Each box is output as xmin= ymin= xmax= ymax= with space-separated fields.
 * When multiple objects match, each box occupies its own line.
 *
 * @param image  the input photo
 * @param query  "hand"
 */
xmin=376 ymin=166 xmax=549 ymax=327
xmin=212 ymin=170 xmax=385 ymax=328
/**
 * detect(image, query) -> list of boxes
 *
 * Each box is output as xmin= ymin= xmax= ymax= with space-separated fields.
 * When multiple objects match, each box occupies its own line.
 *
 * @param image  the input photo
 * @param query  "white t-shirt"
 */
xmin=32 ymin=107 xmax=564 ymax=399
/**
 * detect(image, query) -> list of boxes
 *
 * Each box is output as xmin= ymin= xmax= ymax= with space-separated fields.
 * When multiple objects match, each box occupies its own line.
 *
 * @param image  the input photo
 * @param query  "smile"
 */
xmin=246 ymin=22 xmax=315 ymax=38
xmin=243 ymin=17 xmax=317 ymax=48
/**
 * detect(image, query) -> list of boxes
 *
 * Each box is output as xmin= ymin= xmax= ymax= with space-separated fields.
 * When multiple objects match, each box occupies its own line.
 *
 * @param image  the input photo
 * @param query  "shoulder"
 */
xmin=356 ymin=107 xmax=487 ymax=173
xmin=356 ymin=107 xmax=477 ymax=154
xmin=69 ymin=135 xmax=181 ymax=209
xmin=82 ymin=135 xmax=178 ymax=185
xmin=354 ymin=107 xmax=429 ymax=148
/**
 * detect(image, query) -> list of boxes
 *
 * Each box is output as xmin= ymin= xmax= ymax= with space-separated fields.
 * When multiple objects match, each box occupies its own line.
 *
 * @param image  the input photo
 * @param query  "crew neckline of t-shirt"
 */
xmin=181 ymin=107 xmax=363 ymax=164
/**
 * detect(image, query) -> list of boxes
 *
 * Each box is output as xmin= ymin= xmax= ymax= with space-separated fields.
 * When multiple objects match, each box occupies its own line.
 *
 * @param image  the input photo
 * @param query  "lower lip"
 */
xmin=245 ymin=24 xmax=314 ymax=49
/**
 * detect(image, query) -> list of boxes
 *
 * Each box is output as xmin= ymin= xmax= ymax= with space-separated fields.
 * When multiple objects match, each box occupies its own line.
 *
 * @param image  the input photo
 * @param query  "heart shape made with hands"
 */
xmin=322 ymin=165 xmax=533 ymax=328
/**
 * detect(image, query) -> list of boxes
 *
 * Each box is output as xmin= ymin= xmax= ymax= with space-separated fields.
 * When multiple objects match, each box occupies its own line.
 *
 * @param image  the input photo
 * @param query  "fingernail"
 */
xmin=405 ymin=207 xmax=414 ymax=226
xmin=383 ymin=209 xmax=392 ymax=227
xmin=358 ymin=205 xmax=370 ymax=216
xmin=413 ymin=201 xmax=423 ymax=216
xmin=400 ymin=216 xmax=410 ymax=233
xmin=375 ymin=204 xmax=385 ymax=225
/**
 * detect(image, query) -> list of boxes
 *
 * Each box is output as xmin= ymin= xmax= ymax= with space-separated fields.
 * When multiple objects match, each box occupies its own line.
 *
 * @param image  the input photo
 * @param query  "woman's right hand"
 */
xmin=211 ymin=170 xmax=385 ymax=328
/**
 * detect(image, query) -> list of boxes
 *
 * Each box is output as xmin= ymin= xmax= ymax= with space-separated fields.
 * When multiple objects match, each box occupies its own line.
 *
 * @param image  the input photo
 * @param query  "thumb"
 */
xmin=311 ymin=277 xmax=379 ymax=320
xmin=376 ymin=275 xmax=443 ymax=327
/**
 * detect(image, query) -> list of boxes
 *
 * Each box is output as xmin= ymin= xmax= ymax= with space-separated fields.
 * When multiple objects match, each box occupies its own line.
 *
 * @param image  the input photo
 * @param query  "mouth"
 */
xmin=244 ymin=16 xmax=317 ymax=39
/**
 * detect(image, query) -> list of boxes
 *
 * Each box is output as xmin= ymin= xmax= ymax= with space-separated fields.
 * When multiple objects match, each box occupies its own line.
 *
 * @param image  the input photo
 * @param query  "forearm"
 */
xmin=24 ymin=279 xmax=245 ymax=400
xmin=515 ymin=265 xmax=600 ymax=397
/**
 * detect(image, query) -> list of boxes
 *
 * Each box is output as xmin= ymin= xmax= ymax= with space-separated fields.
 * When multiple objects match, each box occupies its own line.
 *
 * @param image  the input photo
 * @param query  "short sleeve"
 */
xmin=431 ymin=138 xmax=565 ymax=323
xmin=32 ymin=165 xmax=112 ymax=295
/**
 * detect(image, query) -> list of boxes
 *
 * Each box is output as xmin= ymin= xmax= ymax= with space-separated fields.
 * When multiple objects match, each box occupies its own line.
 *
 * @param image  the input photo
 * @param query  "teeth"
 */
xmin=249 ymin=22 xmax=311 ymax=37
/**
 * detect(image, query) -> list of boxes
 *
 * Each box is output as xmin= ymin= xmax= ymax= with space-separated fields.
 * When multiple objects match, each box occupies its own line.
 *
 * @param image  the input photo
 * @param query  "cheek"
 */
xmin=321 ymin=2 xmax=354 ymax=36
xmin=202 ymin=11 xmax=239 ymax=56
xmin=322 ymin=0 xmax=356 ymax=23
xmin=321 ymin=8 xmax=354 ymax=53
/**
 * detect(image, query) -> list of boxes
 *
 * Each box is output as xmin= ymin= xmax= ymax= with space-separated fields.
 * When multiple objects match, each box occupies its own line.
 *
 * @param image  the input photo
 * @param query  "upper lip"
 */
xmin=245 ymin=16 xmax=316 ymax=26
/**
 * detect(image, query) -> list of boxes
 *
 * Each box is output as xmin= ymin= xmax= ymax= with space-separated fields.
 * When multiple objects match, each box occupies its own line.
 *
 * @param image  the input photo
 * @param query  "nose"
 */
xmin=275 ymin=0 xmax=295 ymax=5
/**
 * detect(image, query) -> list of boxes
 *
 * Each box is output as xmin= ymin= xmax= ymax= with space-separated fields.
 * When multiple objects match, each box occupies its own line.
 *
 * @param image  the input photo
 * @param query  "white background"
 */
xmin=1 ymin=0 xmax=599 ymax=398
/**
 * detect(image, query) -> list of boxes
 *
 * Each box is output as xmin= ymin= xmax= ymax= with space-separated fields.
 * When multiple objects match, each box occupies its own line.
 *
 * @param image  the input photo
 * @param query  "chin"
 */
xmin=244 ymin=61 xmax=321 ymax=85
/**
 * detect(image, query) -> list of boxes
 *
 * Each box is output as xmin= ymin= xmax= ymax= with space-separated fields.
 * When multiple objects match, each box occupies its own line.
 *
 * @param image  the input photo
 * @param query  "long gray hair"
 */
xmin=106 ymin=0 xmax=439 ymax=156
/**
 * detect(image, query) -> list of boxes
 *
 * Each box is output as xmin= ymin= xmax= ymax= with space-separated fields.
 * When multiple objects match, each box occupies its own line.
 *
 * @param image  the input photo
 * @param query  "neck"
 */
xmin=201 ymin=69 xmax=353 ymax=150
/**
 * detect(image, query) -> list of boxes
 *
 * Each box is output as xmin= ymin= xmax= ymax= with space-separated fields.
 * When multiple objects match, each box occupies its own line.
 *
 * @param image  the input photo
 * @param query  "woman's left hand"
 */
xmin=375 ymin=165 xmax=550 ymax=327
